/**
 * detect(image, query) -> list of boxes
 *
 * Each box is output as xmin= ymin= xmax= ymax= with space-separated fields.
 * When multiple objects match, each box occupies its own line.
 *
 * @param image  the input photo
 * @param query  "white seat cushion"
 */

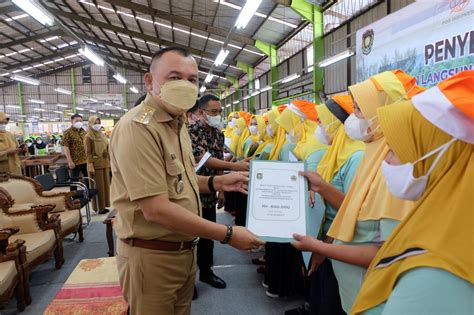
xmin=10 ymin=230 xmax=56 ymax=264
xmin=51 ymin=210 xmax=80 ymax=233
xmin=0 ymin=261 xmax=17 ymax=294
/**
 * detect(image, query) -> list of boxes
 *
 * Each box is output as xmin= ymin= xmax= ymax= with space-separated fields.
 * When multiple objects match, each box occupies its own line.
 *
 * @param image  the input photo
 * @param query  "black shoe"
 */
xmin=284 ymin=304 xmax=309 ymax=315
xmin=200 ymin=272 xmax=227 ymax=289
xmin=192 ymin=286 xmax=198 ymax=300
xmin=98 ymin=209 xmax=110 ymax=214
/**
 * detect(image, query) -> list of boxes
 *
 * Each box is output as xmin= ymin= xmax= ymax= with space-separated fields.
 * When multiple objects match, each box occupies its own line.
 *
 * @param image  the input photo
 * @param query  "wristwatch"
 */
xmin=208 ymin=175 xmax=216 ymax=193
xmin=220 ymin=224 xmax=233 ymax=244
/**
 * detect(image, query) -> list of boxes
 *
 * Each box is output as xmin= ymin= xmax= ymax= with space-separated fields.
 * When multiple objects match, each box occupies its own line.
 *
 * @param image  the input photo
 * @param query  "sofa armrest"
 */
xmin=0 ymin=226 xmax=22 ymax=263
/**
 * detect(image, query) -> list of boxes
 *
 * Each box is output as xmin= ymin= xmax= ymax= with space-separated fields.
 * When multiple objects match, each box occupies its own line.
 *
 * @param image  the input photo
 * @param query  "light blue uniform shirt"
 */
xmin=364 ymin=267 xmax=474 ymax=315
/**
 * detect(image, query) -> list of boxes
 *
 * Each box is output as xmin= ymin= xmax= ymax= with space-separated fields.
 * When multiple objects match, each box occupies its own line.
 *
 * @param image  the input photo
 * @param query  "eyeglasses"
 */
xmin=203 ymin=108 xmax=222 ymax=115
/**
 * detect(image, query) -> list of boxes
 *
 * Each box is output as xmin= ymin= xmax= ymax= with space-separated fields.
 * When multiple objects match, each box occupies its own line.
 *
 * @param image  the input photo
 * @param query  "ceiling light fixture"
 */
xmin=281 ymin=73 xmax=301 ymax=84
xmin=113 ymin=73 xmax=127 ymax=84
xmin=12 ymin=0 xmax=55 ymax=26
xmin=214 ymin=49 xmax=229 ymax=66
xmin=11 ymin=74 xmax=40 ymax=85
xmin=79 ymin=46 xmax=105 ymax=66
xmin=235 ymin=0 xmax=262 ymax=29
xmin=129 ymin=86 xmax=139 ymax=93
xmin=30 ymin=99 xmax=45 ymax=104
xmin=318 ymin=49 xmax=355 ymax=67
xmin=204 ymin=74 xmax=214 ymax=83
xmin=54 ymin=87 xmax=72 ymax=95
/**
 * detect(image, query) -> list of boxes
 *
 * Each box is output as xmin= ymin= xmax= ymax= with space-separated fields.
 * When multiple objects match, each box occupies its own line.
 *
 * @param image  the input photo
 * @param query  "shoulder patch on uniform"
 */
xmin=133 ymin=105 xmax=155 ymax=125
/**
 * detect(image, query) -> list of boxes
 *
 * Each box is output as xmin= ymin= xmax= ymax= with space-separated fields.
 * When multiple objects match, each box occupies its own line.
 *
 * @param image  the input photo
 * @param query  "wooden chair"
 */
xmin=0 ymin=226 xmax=31 ymax=312
xmin=0 ymin=173 xmax=84 ymax=243
xmin=0 ymin=186 xmax=64 ymax=270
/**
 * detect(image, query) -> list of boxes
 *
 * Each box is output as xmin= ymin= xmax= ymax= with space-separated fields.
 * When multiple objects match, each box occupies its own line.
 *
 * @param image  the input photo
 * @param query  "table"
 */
xmin=44 ymin=257 xmax=128 ymax=315
xmin=103 ymin=209 xmax=117 ymax=257
xmin=21 ymin=154 xmax=65 ymax=177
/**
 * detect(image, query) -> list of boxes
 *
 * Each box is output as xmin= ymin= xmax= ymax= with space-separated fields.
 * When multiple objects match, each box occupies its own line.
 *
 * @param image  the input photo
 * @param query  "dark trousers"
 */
xmin=197 ymin=206 xmax=216 ymax=275
xmin=70 ymin=163 xmax=88 ymax=190
xmin=309 ymin=258 xmax=345 ymax=315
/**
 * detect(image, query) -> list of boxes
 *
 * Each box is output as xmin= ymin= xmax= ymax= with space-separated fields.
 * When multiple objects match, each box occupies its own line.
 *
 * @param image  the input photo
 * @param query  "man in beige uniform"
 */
xmin=110 ymin=47 xmax=263 ymax=315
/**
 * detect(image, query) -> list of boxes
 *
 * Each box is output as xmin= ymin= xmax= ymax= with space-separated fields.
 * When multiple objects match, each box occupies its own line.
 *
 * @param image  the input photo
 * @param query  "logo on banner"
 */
xmin=450 ymin=0 xmax=470 ymax=12
xmin=362 ymin=29 xmax=374 ymax=55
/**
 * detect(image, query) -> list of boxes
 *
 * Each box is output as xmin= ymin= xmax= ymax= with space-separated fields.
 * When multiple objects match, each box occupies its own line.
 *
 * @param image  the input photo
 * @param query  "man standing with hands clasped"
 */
xmin=110 ymin=46 xmax=264 ymax=315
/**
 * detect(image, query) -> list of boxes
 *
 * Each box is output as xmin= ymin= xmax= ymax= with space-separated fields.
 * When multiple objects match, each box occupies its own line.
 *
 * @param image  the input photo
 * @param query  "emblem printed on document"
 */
xmin=133 ymin=106 xmax=155 ymax=125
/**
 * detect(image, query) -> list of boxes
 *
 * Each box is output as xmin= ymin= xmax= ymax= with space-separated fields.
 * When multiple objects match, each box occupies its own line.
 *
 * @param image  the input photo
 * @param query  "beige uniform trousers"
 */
xmin=91 ymin=167 xmax=110 ymax=211
xmin=116 ymin=240 xmax=197 ymax=315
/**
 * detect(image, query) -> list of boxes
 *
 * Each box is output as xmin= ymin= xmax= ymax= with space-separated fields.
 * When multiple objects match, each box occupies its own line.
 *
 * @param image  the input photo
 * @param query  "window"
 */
xmin=82 ymin=65 xmax=91 ymax=83
xmin=254 ymin=57 xmax=270 ymax=78
xmin=278 ymin=24 xmax=313 ymax=63
xmin=306 ymin=45 xmax=314 ymax=72
xmin=323 ymin=0 xmax=379 ymax=33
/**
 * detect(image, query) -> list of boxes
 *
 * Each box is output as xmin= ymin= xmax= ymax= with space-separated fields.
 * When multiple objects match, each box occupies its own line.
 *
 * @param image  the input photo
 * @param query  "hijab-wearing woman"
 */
xmin=245 ymin=115 xmax=266 ymax=158
xmin=0 ymin=112 xmax=21 ymax=175
xmin=352 ymin=70 xmax=474 ymax=315
xmin=84 ymin=115 xmax=110 ymax=215
xmin=34 ymin=136 xmax=47 ymax=155
xmin=255 ymin=105 xmax=286 ymax=160
xmin=263 ymin=100 xmax=322 ymax=299
xmin=294 ymin=97 xmax=364 ymax=315
xmin=293 ymin=70 xmax=424 ymax=313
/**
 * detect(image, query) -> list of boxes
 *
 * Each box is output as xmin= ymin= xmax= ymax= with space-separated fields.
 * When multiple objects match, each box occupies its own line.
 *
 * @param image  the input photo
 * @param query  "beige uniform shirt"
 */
xmin=110 ymin=94 xmax=201 ymax=242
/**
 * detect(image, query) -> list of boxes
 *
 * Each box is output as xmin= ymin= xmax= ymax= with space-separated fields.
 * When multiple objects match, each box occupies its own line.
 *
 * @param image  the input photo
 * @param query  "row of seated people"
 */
xmin=0 ymin=172 xmax=84 ymax=312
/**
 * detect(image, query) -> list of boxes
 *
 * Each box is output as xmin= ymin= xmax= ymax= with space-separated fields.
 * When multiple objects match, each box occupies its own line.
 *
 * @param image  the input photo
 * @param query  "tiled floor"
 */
xmin=2 ymin=209 xmax=303 ymax=315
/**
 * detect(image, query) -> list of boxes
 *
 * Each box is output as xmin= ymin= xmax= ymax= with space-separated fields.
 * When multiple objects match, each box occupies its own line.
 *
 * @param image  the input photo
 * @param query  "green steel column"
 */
xmin=17 ymin=83 xmax=25 ymax=136
xmin=236 ymin=61 xmax=255 ymax=113
xmin=255 ymin=40 xmax=278 ymax=107
xmin=290 ymin=0 xmax=324 ymax=103
xmin=71 ymin=68 xmax=77 ymax=112
xmin=227 ymin=75 xmax=240 ymax=111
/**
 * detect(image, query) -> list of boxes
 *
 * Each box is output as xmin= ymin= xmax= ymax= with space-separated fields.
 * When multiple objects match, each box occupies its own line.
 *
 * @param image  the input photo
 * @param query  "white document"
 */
xmin=194 ymin=152 xmax=212 ymax=173
xmin=224 ymin=137 xmax=231 ymax=148
xmin=246 ymin=160 xmax=308 ymax=242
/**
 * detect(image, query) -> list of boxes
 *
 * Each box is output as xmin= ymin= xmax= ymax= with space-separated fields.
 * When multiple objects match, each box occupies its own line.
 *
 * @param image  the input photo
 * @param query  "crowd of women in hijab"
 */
xmin=199 ymin=69 xmax=473 ymax=315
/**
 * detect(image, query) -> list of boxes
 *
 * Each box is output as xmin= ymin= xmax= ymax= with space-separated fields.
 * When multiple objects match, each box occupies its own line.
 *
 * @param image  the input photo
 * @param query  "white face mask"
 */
xmin=73 ymin=121 xmax=83 ymax=129
xmin=206 ymin=114 xmax=222 ymax=129
xmin=381 ymin=138 xmax=456 ymax=201
xmin=316 ymin=125 xmax=331 ymax=145
xmin=228 ymin=119 xmax=236 ymax=129
xmin=286 ymin=131 xmax=298 ymax=144
xmin=92 ymin=124 xmax=102 ymax=131
xmin=235 ymin=128 xmax=242 ymax=136
xmin=0 ymin=124 xmax=6 ymax=132
xmin=344 ymin=113 xmax=377 ymax=141
xmin=27 ymin=143 xmax=32 ymax=147
xmin=266 ymin=125 xmax=274 ymax=137
xmin=36 ymin=140 xmax=42 ymax=144
xmin=249 ymin=125 xmax=258 ymax=136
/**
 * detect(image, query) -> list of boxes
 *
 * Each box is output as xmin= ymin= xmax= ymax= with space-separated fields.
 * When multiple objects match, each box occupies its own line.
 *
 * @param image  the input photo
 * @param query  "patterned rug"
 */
xmin=44 ymin=257 xmax=128 ymax=314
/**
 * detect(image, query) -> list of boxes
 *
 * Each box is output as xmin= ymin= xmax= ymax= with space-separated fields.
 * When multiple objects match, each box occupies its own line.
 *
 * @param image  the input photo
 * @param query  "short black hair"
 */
xmin=198 ymin=94 xmax=220 ymax=109
xmin=134 ymin=94 xmax=147 ymax=107
xmin=150 ymin=47 xmax=191 ymax=70
xmin=187 ymin=101 xmax=199 ymax=114
xmin=71 ymin=114 xmax=82 ymax=121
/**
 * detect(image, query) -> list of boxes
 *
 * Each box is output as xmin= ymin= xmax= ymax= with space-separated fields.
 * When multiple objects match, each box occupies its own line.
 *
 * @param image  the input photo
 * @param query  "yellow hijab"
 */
xmin=255 ymin=113 xmax=274 ymax=157
xmin=229 ymin=117 xmax=246 ymax=156
xmin=224 ymin=111 xmax=237 ymax=138
xmin=268 ymin=106 xmax=288 ymax=161
xmin=328 ymin=72 xmax=418 ymax=242
xmin=316 ymin=104 xmax=364 ymax=183
xmin=351 ymin=102 xmax=473 ymax=314
xmin=235 ymin=117 xmax=251 ymax=159
xmin=249 ymin=115 xmax=266 ymax=144
xmin=86 ymin=115 xmax=107 ymax=156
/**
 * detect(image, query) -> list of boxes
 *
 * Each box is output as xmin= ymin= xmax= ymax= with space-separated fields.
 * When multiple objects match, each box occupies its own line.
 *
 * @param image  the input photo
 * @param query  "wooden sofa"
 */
xmin=0 ymin=173 xmax=83 ymax=243
xmin=0 ymin=187 xmax=63 ymax=270
xmin=0 ymin=227 xmax=31 ymax=312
